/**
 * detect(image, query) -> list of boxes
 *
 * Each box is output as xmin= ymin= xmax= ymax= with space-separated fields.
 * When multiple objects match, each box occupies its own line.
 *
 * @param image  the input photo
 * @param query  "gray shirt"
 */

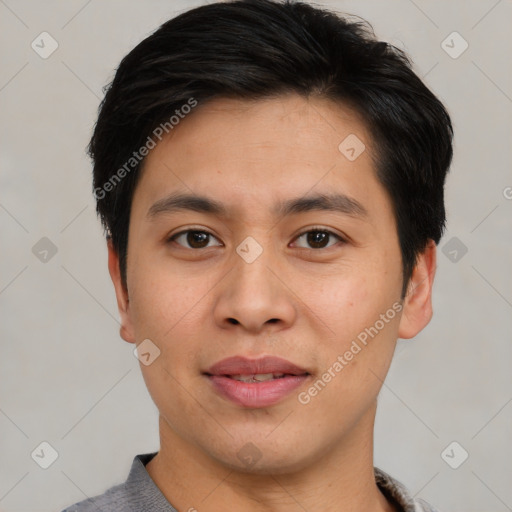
xmin=61 ymin=452 xmax=440 ymax=512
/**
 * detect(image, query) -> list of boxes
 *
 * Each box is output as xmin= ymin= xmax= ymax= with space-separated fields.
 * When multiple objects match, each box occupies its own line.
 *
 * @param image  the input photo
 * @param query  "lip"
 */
xmin=206 ymin=355 xmax=309 ymax=376
xmin=204 ymin=356 xmax=310 ymax=408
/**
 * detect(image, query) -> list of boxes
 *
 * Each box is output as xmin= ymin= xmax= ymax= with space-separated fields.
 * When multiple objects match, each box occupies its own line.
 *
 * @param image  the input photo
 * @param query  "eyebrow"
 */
xmin=146 ymin=191 xmax=368 ymax=220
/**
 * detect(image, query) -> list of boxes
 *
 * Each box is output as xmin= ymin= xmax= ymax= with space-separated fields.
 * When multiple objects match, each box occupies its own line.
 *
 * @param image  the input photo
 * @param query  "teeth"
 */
xmin=231 ymin=373 xmax=285 ymax=382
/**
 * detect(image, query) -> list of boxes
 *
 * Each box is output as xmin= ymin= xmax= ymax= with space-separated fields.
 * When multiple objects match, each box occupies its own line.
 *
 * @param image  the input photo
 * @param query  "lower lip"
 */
xmin=207 ymin=375 xmax=309 ymax=408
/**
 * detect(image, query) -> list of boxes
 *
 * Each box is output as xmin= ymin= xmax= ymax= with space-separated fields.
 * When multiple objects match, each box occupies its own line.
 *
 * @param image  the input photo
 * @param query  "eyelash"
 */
xmin=167 ymin=227 xmax=346 ymax=250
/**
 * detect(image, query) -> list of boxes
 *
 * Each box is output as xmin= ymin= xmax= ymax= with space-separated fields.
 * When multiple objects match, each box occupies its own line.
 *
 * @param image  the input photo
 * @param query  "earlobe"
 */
xmin=398 ymin=240 xmax=437 ymax=340
xmin=107 ymin=239 xmax=136 ymax=344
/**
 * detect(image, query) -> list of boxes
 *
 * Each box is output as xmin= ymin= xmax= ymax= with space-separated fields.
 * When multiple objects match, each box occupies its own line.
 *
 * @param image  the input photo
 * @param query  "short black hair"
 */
xmin=89 ymin=0 xmax=453 ymax=298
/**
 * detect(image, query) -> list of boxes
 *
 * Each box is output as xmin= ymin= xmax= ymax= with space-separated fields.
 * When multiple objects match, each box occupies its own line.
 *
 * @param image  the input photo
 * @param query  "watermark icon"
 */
xmin=237 ymin=442 xmax=262 ymax=468
xmin=442 ymin=236 xmax=468 ymax=263
xmin=503 ymin=186 xmax=512 ymax=200
xmin=94 ymin=97 xmax=198 ymax=200
xmin=31 ymin=441 xmax=59 ymax=469
xmin=441 ymin=441 xmax=469 ymax=469
xmin=338 ymin=134 xmax=366 ymax=161
xmin=236 ymin=236 xmax=263 ymax=263
xmin=441 ymin=31 xmax=468 ymax=60
xmin=31 ymin=32 xmax=59 ymax=59
xmin=133 ymin=338 xmax=161 ymax=366
xmin=32 ymin=237 xmax=58 ymax=263
xmin=298 ymin=301 xmax=403 ymax=404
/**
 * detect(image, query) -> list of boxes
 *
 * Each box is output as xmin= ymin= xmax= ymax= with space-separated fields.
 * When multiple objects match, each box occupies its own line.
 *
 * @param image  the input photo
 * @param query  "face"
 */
xmin=109 ymin=93 xmax=435 ymax=474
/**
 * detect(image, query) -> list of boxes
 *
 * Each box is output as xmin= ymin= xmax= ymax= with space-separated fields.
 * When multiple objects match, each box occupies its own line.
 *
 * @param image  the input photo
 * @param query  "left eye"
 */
xmin=292 ymin=229 xmax=344 ymax=249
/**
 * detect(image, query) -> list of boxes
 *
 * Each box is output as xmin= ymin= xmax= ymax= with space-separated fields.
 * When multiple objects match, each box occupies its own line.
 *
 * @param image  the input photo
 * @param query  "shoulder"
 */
xmin=374 ymin=467 xmax=442 ymax=512
xmin=60 ymin=452 xmax=162 ymax=512
xmin=414 ymin=497 xmax=442 ymax=512
xmin=60 ymin=482 xmax=128 ymax=511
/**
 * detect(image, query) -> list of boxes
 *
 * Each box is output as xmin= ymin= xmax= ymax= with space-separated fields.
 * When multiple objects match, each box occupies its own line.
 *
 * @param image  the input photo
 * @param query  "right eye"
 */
xmin=167 ymin=229 xmax=223 ymax=249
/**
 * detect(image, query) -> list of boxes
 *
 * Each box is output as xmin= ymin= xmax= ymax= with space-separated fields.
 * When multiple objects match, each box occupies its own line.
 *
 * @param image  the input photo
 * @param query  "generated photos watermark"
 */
xmin=298 ymin=301 xmax=403 ymax=405
xmin=94 ymin=97 xmax=198 ymax=200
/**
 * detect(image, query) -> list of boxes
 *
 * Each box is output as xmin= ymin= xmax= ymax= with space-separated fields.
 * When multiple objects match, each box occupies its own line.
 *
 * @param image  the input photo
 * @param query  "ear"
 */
xmin=107 ymin=238 xmax=136 ymax=344
xmin=398 ymin=239 xmax=437 ymax=339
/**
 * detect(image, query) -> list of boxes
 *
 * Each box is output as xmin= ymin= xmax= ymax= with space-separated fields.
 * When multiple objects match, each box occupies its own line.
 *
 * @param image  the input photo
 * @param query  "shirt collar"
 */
xmin=124 ymin=452 xmax=177 ymax=511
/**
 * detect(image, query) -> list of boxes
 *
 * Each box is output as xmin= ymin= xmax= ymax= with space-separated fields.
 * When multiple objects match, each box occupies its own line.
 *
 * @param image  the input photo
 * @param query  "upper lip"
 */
xmin=205 ymin=356 xmax=309 ymax=376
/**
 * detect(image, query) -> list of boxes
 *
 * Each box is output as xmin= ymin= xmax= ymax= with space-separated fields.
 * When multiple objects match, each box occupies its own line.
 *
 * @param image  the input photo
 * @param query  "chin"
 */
xmin=206 ymin=436 xmax=317 ymax=476
xmin=222 ymin=455 xmax=310 ymax=476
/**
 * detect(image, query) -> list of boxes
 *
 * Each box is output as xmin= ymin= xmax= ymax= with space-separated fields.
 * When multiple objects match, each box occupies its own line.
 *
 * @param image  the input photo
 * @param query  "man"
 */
xmin=62 ymin=0 xmax=453 ymax=510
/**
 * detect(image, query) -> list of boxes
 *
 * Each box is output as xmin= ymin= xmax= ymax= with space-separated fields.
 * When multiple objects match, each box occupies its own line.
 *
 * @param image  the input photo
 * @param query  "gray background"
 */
xmin=1 ymin=1 xmax=511 ymax=511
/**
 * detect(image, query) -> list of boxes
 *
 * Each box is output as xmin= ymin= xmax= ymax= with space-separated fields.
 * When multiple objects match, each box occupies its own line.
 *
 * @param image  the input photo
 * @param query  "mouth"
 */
xmin=203 ymin=356 xmax=311 ymax=408
xmin=223 ymin=372 xmax=302 ymax=382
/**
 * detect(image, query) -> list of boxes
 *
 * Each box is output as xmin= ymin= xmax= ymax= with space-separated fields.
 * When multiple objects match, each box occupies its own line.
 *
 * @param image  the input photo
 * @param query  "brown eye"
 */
xmin=293 ymin=229 xmax=344 ymax=249
xmin=169 ymin=230 xmax=221 ymax=249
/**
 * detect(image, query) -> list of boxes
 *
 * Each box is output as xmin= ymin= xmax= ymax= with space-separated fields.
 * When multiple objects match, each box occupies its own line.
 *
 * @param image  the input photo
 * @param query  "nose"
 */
xmin=212 ymin=241 xmax=297 ymax=334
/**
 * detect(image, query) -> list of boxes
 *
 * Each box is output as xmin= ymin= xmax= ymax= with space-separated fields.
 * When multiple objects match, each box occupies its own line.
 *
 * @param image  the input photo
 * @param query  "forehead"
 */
xmin=150 ymin=94 xmax=373 ymax=164
xmin=131 ymin=93 xmax=390 ymax=223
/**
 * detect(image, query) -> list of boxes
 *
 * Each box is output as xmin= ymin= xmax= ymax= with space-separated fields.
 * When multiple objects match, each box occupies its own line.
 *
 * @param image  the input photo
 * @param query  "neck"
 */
xmin=146 ymin=404 xmax=396 ymax=512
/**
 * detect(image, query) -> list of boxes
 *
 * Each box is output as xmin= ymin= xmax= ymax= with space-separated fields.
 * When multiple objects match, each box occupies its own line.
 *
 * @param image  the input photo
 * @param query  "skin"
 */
xmin=108 ymin=93 xmax=436 ymax=512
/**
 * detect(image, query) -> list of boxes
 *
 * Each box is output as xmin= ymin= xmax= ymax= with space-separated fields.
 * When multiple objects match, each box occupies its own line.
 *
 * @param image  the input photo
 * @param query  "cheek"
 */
xmin=304 ymin=273 xmax=374 ymax=339
xmin=128 ymin=259 xmax=212 ymax=341
xmin=301 ymin=277 xmax=401 ymax=417
xmin=129 ymin=265 xmax=210 ymax=425
xmin=304 ymin=268 xmax=401 ymax=365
